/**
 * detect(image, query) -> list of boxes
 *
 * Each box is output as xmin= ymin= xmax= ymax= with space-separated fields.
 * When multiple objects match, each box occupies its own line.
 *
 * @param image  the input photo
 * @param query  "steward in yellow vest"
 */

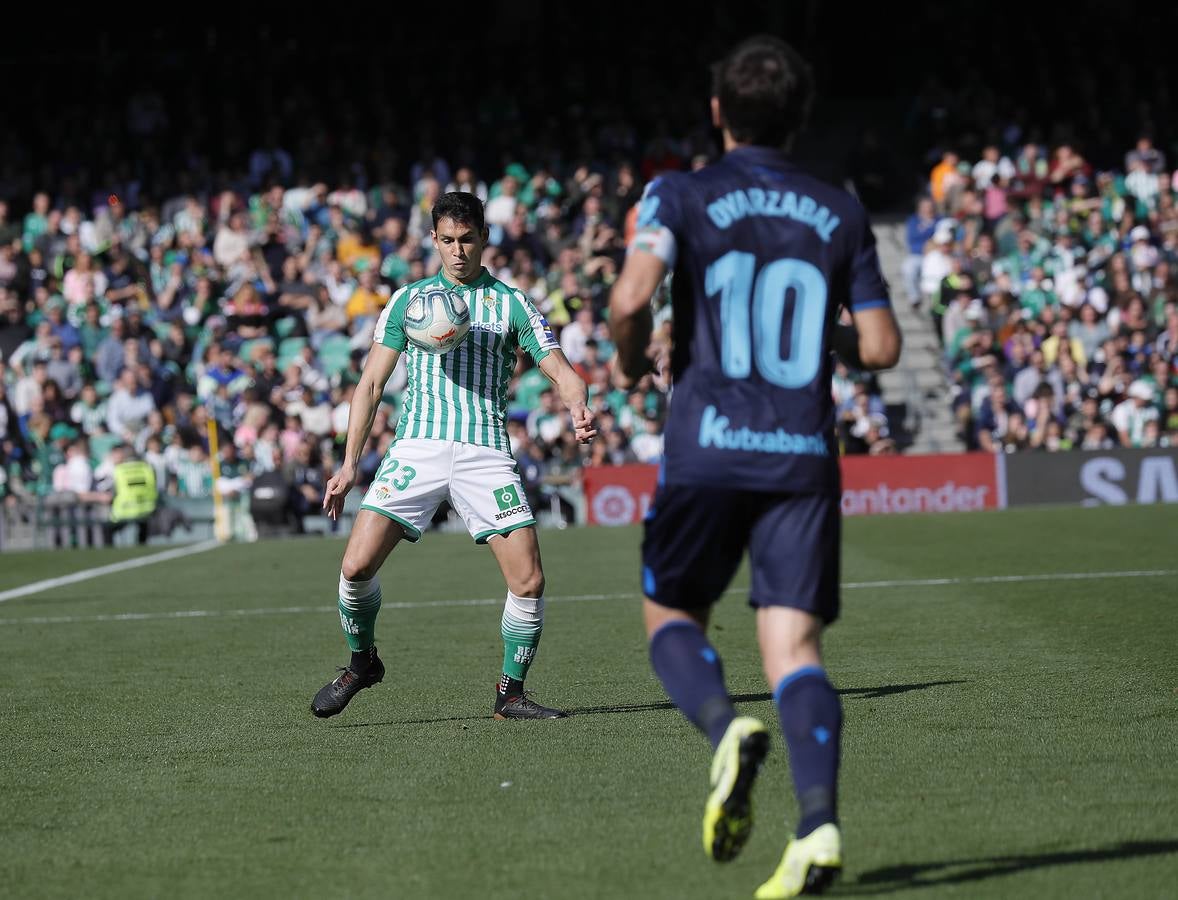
xmin=109 ymin=458 xmax=158 ymax=544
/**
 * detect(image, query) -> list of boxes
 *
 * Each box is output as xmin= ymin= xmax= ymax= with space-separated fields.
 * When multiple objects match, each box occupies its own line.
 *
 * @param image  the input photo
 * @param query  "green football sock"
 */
xmin=338 ymin=574 xmax=382 ymax=652
xmin=500 ymin=591 xmax=544 ymax=681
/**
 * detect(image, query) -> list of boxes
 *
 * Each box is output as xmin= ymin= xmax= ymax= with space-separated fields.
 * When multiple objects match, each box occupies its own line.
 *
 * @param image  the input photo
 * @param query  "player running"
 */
xmin=608 ymin=35 xmax=901 ymax=898
xmin=311 ymin=191 xmax=596 ymax=721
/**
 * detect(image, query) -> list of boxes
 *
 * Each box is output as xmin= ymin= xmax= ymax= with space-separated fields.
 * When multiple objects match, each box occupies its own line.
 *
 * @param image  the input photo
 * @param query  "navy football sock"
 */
xmin=649 ymin=620 xmax=736 ymax=749
xmin=775 ymin=666 xmax=842 ymax=838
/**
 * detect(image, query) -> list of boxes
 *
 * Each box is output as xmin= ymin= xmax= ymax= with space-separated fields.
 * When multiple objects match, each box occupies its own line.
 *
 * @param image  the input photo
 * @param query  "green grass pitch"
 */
xmin=1 ymin=504 xmax=1176 ymax=899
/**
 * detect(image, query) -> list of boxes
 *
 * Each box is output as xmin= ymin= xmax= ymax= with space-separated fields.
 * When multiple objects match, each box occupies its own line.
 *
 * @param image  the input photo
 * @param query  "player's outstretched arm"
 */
xmin=832 ymin=306 xmax=903 ymax=372
xmin=538 ymin=349 xmax=598 ymax=443
xmin=322 ymin=342 xmax=400 ymax=520
xmin=607 ymin=250 xmax=667 ymax=389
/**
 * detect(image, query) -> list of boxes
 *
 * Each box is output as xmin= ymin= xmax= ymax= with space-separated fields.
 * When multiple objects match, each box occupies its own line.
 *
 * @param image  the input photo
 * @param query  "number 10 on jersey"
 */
xmin=706 ymin=251 xmax=827 ymax=388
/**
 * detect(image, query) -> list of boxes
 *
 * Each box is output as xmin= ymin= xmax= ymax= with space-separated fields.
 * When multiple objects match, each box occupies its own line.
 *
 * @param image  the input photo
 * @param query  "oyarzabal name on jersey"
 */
xmin=698 ymin=406 xmax=829 ymax=456
xmin=707 ymin=188 xmax=840 ymax=242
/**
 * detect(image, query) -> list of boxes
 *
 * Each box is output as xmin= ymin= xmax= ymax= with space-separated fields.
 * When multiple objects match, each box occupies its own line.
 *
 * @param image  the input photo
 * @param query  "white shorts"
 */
xmin=359 ymin=438 xmax=535 ymax=543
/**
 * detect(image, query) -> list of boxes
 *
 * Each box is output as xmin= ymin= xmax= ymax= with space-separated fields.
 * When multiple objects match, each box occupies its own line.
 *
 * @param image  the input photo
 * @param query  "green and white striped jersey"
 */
xmin=373 ymin=268 xmax=559 ymax=452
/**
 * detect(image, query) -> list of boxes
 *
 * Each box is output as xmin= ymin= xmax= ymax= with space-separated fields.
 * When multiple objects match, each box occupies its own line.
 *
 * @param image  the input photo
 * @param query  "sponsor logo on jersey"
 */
xmin=471 ymin=321 xmax=504 ymax=333
xmin=698 ymin=405 xmax=830 ymax=457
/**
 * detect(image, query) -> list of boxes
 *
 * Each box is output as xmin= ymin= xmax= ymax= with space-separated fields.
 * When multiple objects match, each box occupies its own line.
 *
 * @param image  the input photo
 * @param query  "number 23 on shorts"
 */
xmin=374 ymin=457 xmax=417 ymax=491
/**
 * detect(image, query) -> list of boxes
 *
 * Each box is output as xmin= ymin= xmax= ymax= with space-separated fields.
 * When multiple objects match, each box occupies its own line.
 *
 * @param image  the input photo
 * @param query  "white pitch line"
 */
xmin=0 ymin=539 xmax=222 ymax=603
xmin=842 ymin=568 xmax=1177 ymax=589
xmin=0 ymin=568 xmax=1172 ymax=627
xmin=0 ymin=593 xmax=623 ymax=626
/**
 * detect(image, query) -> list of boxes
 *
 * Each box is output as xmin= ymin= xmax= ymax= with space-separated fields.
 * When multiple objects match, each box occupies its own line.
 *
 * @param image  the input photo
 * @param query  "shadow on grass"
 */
xmin=840 ymin=840 xmax=1178 ymax=894
xmin=328 ymin=681 xmax=964 ymax=728
xmin=839 ymin=679 xmax=966 ymax=700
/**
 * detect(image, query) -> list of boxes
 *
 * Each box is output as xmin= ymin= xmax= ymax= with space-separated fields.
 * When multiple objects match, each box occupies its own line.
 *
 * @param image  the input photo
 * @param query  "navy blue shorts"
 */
xmin=641 ymin=485 xmax=840 ymax=623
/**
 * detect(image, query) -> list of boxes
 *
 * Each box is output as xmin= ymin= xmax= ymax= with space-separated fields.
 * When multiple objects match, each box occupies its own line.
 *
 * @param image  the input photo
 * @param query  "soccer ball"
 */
xmin=403 ymin=288 xmax=471 ymax=354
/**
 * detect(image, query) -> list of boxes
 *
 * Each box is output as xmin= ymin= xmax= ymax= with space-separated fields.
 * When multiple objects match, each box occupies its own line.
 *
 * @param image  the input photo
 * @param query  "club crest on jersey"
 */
xmin=482 ymin=294 xmax=498 ymax=311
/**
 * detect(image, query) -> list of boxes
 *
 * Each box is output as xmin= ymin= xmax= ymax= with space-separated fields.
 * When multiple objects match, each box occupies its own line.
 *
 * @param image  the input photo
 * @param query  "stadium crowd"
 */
xmin=0 ymin=102 xmax=898 ymax=529
xmin=906 ymin=133 xmax=1178 ymax=452
xmin=0 ymin=158 xmax=692 ymax=523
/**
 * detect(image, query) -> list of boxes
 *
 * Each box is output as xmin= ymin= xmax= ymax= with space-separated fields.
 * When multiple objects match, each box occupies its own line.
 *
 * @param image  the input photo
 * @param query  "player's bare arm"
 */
xmin=538 ymin=348 xmax=598 ymax=443
xmin=322 ymin=341 xmax=401 ymax=519
xmin=607 ymin=249 xmax=667 ymax=389
xmin=832 ymin=306 xmax=903 ymax=372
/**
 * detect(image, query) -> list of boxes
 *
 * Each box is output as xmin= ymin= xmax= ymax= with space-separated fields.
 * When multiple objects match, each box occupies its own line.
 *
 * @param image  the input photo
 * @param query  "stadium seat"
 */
xmin=238 ymin=337 xmax=275 ymax=363
xmin=276 ymin=336 xmax=309 ymax=371
xmin=88 ymin=432 xmax=122 ymax=466
xmin=317 ymin=334 xmax=353 ymax=377
xmin=273 ymin=316 xmax=300 ymax=339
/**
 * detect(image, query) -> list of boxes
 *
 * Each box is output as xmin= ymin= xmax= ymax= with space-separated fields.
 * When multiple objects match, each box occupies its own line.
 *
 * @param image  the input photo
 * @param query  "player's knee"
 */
xmin=513 ymin=568 xmax=545 ymax=599
xmin=341 ymin=555 xmax=378 ymax=582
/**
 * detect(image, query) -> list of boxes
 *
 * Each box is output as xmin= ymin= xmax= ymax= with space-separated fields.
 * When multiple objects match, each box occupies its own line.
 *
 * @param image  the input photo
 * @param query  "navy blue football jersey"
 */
xmin=630 ymin=146 xmax=891 ymax=493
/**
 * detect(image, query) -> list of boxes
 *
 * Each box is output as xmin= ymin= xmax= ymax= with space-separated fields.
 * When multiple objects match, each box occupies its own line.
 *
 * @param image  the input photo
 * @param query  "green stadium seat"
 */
xmin=88 ymin=432 xmax=122 ymax=466
xmin=317 ymin=334 xmax=353 ymax=377
xmin=273 ymin=316 xmax=300 ymax=339
xmin=276 ymin=336 xmax=309 ymax=371
xmin=238 ymin=337 xmax=275 ymax=363
xmin=278 ymin=336 xmax=308 ymax=356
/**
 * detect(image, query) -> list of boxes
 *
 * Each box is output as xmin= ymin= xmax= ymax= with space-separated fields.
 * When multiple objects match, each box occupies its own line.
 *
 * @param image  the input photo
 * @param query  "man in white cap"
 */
xmin=1110 ymin=380 xmax=1159 ymax=447
xmin=919 ymin=219 xmax=956 ymax=311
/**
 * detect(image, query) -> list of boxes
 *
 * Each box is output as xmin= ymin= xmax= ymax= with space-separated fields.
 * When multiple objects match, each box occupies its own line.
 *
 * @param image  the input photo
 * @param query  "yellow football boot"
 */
xmin=754 ymin=823 xmax=842 ymax=898
xmin=702 ymin=716 xmax=770 ymax=862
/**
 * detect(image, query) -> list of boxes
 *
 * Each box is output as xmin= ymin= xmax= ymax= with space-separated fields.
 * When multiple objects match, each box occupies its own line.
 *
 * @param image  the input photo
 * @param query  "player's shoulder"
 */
xmin=643 ymin=167 xmax=705 ymax=203
xmin=381 ymin=282 xmax=412 ymax=314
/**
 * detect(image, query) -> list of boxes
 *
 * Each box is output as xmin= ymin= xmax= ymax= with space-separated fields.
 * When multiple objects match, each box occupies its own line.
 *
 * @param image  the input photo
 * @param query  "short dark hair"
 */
xmin=712 ymin=35 xmax=814 ymax=148
xmin=431 ymin=191 xmax=485 ymax=233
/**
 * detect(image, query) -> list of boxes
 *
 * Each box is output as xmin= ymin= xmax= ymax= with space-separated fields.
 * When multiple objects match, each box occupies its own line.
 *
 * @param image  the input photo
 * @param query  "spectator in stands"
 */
xmin=920 ymin=219 xmax=956 ymax=318
xmin=1013 ymin=349 xmax=1064 ymax=411
xmin=52 ymin=438 xmax=99 ymax=498
xmin=975 ymin=380 xmax=1020 ymax=453
xmin=1125 ymin=133 xmax=1166 ymax=175
xmin=1110 ymin=379 xmax=1160 ymax=447
xmin=972 ymin=145 xmax=1016 ymax=192
xmin=903 ymin=197 xmax=937 ymax=309
xmin=930 ymin=150 xmax=965 ymax=213
xmin=629 ymin=413 xmax=664 ymax=464
xmin=515 ymin=430 xmax=546 ymax=501
xmin=215 ymin=441 xmax=252 ymax=500
xmin=175 ymin=443 xmax=214 ymax=499
xmin=534 ymin=388 xmax=573 ymax=449
xmin=283 ymin=436 xmax=326 ymax=520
